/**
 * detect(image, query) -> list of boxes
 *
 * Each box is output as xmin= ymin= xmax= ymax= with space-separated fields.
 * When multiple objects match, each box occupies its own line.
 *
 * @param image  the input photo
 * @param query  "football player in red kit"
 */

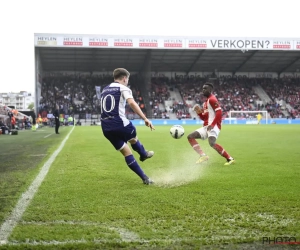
xmin=187 ymin=82 xmax=235 ymax=165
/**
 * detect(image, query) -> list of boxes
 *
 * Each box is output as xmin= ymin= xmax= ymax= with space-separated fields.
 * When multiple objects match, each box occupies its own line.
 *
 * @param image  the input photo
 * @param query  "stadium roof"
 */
xmin=37 ymin=47 xmax=300 ymax=75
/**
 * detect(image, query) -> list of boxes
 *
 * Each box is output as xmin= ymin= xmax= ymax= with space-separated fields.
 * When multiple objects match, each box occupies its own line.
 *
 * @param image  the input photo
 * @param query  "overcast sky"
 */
xmin=0 ymin=0 xmax=299 ymax=94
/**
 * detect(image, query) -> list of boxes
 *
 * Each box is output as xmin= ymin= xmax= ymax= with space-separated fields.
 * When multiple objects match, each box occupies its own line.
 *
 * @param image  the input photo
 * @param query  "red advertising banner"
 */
xmin=63 ymin=37 xmax=83 ymax=46
xmin=188 ymin=40 xmax=207 ymax=48
xmin=164 ymin=39 xmax=183 ymax=48
xmin=114 ymin=38 xmax=133 ymax=47
xmin=139 ymin=39 xmax=158 ymax=48
xmin=89 ymin=38 xmax=108 ymax=47
xmin=272 ymin=41 xmax=291 ymax=49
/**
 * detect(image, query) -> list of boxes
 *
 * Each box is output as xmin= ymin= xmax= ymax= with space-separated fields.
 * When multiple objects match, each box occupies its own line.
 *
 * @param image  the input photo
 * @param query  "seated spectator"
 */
xmin=0 ymin=119 xmax=11 ymax=135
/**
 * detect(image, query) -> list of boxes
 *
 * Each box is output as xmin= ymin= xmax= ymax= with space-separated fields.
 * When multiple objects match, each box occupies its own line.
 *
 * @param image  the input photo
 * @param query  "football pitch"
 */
xmin=0 ymin=124 xmax=299 ymax=249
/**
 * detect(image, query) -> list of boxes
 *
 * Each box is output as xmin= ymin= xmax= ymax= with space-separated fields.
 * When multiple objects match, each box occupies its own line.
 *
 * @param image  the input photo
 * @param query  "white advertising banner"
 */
xmin=34 ymin=34 xmax=300 ymax=51
xmin=294 ymin=40 xmax=300 ymax=50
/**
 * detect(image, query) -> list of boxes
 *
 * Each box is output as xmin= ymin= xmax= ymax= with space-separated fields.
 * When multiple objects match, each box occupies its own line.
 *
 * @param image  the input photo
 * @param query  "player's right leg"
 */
xmin=187 ymin=128 xmax=209 ymax=163
xmin=103 ymin=128 xmax=154 ymax=185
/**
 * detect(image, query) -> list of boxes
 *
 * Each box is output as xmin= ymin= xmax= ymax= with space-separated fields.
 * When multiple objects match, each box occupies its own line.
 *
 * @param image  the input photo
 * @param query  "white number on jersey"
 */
xmin=101 ymin=94 xmax=115 ymax=114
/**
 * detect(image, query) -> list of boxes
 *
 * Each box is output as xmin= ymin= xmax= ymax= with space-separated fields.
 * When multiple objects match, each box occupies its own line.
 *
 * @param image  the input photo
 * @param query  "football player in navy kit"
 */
xmin=100 ymin=68 xmax=155 ymax=185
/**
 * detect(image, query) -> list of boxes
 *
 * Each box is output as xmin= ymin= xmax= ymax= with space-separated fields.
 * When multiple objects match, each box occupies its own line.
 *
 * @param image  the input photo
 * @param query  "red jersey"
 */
xmin=197 ymin=94 xmax=222 ymax=129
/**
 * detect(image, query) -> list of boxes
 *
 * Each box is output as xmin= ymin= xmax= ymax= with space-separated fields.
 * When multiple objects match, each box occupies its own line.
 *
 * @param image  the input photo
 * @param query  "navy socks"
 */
xmin=125 ymin=155 xmax=147 ymax=180
xmin=131 ymin=140 xmax=147 ymax=158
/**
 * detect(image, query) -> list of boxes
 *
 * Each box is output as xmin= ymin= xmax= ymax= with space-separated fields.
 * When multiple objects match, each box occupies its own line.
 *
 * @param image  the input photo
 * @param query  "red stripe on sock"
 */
xmin=188 ymin=138 xmax=204 ymax=155
xmin=214 ymin=144 xmax=230 ymax=159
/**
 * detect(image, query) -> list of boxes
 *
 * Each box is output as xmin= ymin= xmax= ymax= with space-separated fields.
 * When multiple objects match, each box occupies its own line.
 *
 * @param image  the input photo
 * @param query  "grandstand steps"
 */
xmin=282 ymin=110 xmax=289 ymax=117
xmin=172 ymin=88 xmax=184 ymax=103
xmin=164 ymin=87 xmax=185 ymax=119
xmin=166 ymin=87 xmax=184 ymax=105
xmin=159 ymin=103 xmax=166 ymax=112
xmin=286 ymin=103 xmax=293 ymax=112
xmin=163 ymin=100 xmax=176 ymax=119
xmin=164 ymin=100 xmax=173 ymax=109
xmin=185 ymin=100 xmax=195 ymax=107
xmin=250 ymin=103 xmax=256 ymax=109
xmin=253 ymin=85 xmax=272 ymax=104
xmin=168 ymin=113 xmax=177 ymax=119
xmin=276 ymin=100 xmax=289 ymax=117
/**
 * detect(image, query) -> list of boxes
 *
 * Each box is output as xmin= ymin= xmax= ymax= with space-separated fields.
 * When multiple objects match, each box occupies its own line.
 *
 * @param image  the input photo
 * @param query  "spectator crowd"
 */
xmin=2 ymin=73 xmax=297 ymax=135
xmin=34 ymin=73 xmax=300 ymax=122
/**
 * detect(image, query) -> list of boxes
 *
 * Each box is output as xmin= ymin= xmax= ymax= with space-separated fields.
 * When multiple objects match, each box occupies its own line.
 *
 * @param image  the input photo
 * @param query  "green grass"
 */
xmin=0 ymin=125 xmax=300 ymax=249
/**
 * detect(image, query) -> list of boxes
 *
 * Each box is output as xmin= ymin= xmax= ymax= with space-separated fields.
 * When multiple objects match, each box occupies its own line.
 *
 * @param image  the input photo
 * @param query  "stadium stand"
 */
xmin=37 ymin=74 xmax=300 ymax=122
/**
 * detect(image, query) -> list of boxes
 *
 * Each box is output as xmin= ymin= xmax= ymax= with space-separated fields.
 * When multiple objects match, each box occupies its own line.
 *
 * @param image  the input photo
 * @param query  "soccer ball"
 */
xmin=170 ymin=125 xmax=185 ymax=139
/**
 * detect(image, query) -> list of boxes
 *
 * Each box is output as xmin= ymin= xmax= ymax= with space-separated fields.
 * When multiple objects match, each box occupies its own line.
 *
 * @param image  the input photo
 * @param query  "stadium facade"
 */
xmin=34 ymin=33 xmax=300 ymax=124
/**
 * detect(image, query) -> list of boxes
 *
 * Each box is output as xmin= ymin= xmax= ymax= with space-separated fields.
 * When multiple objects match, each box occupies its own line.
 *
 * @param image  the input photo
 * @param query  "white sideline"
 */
xmin=20 ymin=221 xmax=140 ymax=242
xmin=0 ymin=126 xmax=75 ymax=245
xmin=0 ymin=236 xmax=253 ymax=247
xmin=44 ymin=133 xmax=53 ymax=138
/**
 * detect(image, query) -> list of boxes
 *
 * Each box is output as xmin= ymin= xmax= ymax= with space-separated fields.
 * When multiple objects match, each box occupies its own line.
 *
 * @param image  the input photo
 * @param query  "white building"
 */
xmin=0 ymin=91 xmax=35 ymax=110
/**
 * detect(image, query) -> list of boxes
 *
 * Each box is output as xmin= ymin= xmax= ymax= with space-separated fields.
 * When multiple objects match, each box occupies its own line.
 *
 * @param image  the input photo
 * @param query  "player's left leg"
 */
xmin=129 ymin=137 xmax=154 ymax=161
xmin=131 ymin=140 xmax=154 ymax=162
xmin=127 ymin=124 xmax=154 ymax=162
xmin=208 ymin=127 xmax=234 ymax=165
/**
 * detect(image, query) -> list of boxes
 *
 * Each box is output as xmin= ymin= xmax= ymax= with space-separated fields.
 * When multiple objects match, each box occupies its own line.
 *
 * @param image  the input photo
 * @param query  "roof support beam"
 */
xmin=232 ymin=50 xmax=258 ymax=75
xmin=278 ymin=56 xmax=300 ymax=75
xmin=138 ymin=49 xmax=152 ymax=73
xmin=186 ymin=50 xmax=206 ymax=74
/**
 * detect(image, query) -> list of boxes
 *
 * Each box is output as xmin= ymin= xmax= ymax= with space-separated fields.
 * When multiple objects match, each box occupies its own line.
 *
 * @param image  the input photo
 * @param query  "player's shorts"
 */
xmin=102 ymin=122 xmax=137 ymax=150
xmin=195 ymin=125 xmax=220 ymax=140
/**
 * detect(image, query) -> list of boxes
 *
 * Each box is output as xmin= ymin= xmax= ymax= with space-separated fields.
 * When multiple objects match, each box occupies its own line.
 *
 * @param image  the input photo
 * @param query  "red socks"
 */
xmin=213 ymin=143 xmax=230 ymax=159
xmin=188 ymin=138 xmax=204 ymax=155
xmin=189 ymin=138 xmax=231 ymax=160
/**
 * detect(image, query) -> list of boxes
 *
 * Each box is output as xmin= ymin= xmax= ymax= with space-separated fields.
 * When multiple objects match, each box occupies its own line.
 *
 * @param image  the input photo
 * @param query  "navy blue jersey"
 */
xmin=100 ymin=82 xmax=133 ymax=131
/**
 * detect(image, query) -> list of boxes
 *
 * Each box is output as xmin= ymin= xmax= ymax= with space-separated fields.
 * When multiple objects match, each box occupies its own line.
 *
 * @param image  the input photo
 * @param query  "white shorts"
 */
xmin=195 ymin=125 xmax=220 ymax=140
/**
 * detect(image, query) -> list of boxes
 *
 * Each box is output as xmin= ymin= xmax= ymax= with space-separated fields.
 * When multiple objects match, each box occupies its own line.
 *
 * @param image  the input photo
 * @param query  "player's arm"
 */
xmin=193 ymin=104 xmax=206 ymax=120
xmin=127 ymin=98 xmax=155 ymax=130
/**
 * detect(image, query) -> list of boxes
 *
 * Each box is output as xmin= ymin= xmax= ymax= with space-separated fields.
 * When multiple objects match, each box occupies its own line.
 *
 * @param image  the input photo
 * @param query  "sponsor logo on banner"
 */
xmin=89 ymin=38 xmax=108 ymax=46
xmin=296 ymin=41 xmax=300 ymax=49
xmin=188 ymin=40 xmax=207 ymax=48
xmin=114 ymin=38 xmax=133 ymax=47
xmin=210 ymin=39 xmax=270 ymax=49
xmin=139 ymin=39 xmax=158 ymax=47
xmin=164 ymin=39 xmax=183 ymax=48
xmin=273 ymin=41 xmax=291 ymax=49
xmin=63 ymin=37 xmax=83 ymax=46
xmin=37 ymin=37 xmax=57 ymax=46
